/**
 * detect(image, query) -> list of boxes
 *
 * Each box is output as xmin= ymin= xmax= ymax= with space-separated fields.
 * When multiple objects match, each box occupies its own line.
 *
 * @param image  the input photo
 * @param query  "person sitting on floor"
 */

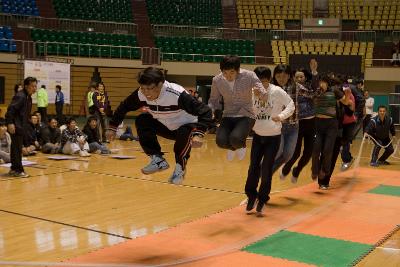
xmin=61 ymin=117 xmax=90 ymax=157
xmin=0 ymin=118 xmax=11 ymax=163
xmin=82 ymin=116 xmax=111 ymax=154
xmin=40 ymin=117 xmax=61 ymax=154
xmin=22 ymin=114 xmax=40 ymax=156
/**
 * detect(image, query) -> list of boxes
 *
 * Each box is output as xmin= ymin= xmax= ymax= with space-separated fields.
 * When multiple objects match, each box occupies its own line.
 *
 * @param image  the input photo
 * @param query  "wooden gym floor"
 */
xmin=0 ymin=129 xmax=399 ymax=266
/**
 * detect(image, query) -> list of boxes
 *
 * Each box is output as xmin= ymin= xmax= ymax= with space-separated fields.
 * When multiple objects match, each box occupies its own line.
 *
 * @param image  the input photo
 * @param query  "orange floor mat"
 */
xmin=60 ymin=167 xmax=400 ymax=267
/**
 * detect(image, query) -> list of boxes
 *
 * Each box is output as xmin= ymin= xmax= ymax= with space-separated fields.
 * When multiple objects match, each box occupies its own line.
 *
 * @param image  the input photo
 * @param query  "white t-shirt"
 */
xmin=365 ymin=97 xmax=374 ymax=115
xmin=253 ymin=84 xmax=295 ymax=136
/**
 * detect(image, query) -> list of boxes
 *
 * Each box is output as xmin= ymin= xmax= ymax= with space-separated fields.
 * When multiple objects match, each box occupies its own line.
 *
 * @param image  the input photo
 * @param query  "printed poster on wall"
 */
xmin=24 ymin=60 xmax=71 ymax=104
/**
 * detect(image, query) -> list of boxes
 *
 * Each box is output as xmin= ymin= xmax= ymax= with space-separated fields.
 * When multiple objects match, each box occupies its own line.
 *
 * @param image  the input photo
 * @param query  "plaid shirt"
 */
xmin=209 ymin=69 xmax=266 ymax=119
xmin=282 ymin=82 xmax=319 ymax=124
xmin=61 ymin=127 xmax=87 ymax=147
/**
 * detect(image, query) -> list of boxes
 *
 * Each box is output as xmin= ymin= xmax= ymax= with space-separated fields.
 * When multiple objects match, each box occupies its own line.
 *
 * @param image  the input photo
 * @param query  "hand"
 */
xmin=7 ymin=124 xmax=15 ymax=134
xmin=191 ymin=135 xmax=204 ymax=148
xmin=271 ymin=116 xmax=281 ymax=122
xmin=253 ymin=87 xmax=262 ymax=98
xmin=106 ymin=130 xmax=116 ymax=142
xmin=310 ymin=59 xmax=318 ymax=73
xmin=99 ymin=108 xmax=104 ymax=113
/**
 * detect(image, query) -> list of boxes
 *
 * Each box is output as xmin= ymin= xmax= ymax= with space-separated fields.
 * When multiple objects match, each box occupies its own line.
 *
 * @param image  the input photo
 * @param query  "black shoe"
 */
xmin=255 ymin=201 xmax=265 ymax=217
xmin=319 ymin=184 xmax=329 ymax=190
xmin=246 ymin=197 xmax=257 ymax=214
xmin=377 ymin=160 xmax=390 ymax=165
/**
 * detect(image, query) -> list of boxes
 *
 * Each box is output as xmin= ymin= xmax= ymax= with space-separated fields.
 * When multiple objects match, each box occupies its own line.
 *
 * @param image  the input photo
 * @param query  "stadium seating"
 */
xmin=146 ymin=0 xmax=223 ymax=26
xmin=0 ymin=26 xmax=16 ymax=52
xmin=0 ymin=0 xmax=39 ymax=16
xmin=237 ymin=0 xmax=313 ymax=29
xmin=328 ymin=0 xmax=400 ymax=30
xmin=271 ymin=40 xmax=374 ymax=68
xmin=31 ymin=28 xmax=140 ymax=58
xmin=155 ymin=36 xmax=255 ymax=63
xmin=52 ymin=0 xmax=133 ymax=22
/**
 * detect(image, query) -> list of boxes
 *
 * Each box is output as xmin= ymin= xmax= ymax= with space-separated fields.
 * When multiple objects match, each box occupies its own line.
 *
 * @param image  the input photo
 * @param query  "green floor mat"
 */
xmin=242 ymin=230 xmax=372 ymax=267
xmin=368 ymin=185 xmax=400 ymax=197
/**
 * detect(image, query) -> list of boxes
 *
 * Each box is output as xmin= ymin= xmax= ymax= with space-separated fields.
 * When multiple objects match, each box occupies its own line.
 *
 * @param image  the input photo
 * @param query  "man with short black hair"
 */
xmin=107 ymin=67 xmax=213 ymax=184
xmin=367 ymin=105 xmax=396 ymax=166
xmin=209 ymin=55 xmax=267 ymax=161
xmin=6 ymin=76 xmax=37 ymax=177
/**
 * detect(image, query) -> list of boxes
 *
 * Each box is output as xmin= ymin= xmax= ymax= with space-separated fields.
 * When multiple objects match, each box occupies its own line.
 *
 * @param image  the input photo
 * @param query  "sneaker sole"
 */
xmin=141 ymin=165 xmax=170 ymax=175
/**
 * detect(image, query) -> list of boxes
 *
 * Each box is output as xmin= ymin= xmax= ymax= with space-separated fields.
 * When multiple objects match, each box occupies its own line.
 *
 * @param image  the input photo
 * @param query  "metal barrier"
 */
xmin=0 ymin=38 xmax=157 ymax=60
xmin=368 ymin=58 xmax=397 ymax=67
xmin=152 ymin=24 xmax=257 ymax=40
xmin=0 ymin=13 xmax=137 ymax=35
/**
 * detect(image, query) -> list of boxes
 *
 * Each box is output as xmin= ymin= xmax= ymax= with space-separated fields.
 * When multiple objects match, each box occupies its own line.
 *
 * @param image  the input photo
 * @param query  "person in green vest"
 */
xmin=37 ymin=84 xmax=48 ymax=124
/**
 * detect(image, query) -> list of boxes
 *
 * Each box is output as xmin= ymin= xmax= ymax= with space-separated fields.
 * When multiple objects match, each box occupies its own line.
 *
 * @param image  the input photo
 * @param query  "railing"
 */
xmin=0 ymin=13 xmax=138 ymax=35
xmin=160 ymin=52 xmax=278 ymax=64
xmin=368 ymin=58 xmax=399 ymax=67
xmin=152 ymin=24 xmax=377 ymax=42
xmin=0 ymin=38 xmax=156 ymax=60
xmin=152 ymin=24 xmax=257 ymax=40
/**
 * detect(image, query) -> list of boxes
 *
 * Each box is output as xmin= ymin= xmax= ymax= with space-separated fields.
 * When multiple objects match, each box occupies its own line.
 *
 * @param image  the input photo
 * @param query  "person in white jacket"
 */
xmin=245 ymin=66 xmax=295 ymax=217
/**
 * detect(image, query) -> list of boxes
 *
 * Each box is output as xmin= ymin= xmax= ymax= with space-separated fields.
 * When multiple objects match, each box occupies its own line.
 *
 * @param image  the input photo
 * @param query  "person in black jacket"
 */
xmin=40 ymin=117 xmax=61 ymax=154
xmin=367 ymin=105 xmax=396 ymax=166
xmin=5 ymin=77 xmax=37 ymax=177
xmin=106 ymin=67 xmax=214 ymax=185
xmin=82 ymin=116 xmax=110 ymax=154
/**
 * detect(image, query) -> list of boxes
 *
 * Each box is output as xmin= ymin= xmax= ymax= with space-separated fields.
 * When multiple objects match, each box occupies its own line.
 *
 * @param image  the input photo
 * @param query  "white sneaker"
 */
xmin=236 ymin=147 xmax=247 ymax=161
xmin=79 ymin=150 xmax=85 ymax=157
xmin=84 ymin=151 xmax=91 ymax=157
xmin=226 ymin=150 xmax=235 ymax=161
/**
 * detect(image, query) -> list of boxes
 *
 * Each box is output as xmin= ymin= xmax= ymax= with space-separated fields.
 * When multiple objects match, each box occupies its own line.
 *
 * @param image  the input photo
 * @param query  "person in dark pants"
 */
xmin=92 ymin=82 xmax=109 ymax=143
xmin=367 ymin=105 xmax=396 ymax=166
xmin=5 ymin=77 xmax=37 ymax=177
xmin=209 ymin=55 xmax=266 ymax=162
xmin=55 ymin=85 xmax=64 ymax=125
xmin=245 ymin=66 xmax=294 ymax=217
xmin=312 ymin=76 xmax=351 ymax=189
xmin=281 ymin=61 xmax=320 ymax=183
xmin=107 ymin=67 xmax=214 ymax=185
xmin=363 ymin=90 xmax=374 ymax=134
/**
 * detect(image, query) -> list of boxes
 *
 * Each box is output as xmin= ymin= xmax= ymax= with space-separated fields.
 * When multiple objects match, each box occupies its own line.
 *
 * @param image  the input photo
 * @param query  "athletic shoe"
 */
xmin=236 ymin=147 xmax=247 ymax=161
xmin=255 ymin=201 xmax=266 ymax=217
xmin=141 ymin=155 xmax=169 ymax=174
xmin=13 ymin=171 xmax=29 ymax=178
xmin=370 ymin=162 xmax=379 ymax=167
xmin=8 ymin=170 xmax=17 ymax=176
xmin=226 ymin=150 xmax=235 ymax=161
xmin=290 ymin=167 xmax=299 ymax=184
xmin=378 ymin=160 xmax=390 ymax=165
xmin=319 ymin=185 xmax=329 ymax=190
xmin=246 ymin=197 xmax=257 ymax=214
xmin=340 ymin=158 xmax=354 ymax=171
xmin=280 ymin=168 xmax=288 ymax=181
xmin=168 ymin=163 xmax=185 ymax=185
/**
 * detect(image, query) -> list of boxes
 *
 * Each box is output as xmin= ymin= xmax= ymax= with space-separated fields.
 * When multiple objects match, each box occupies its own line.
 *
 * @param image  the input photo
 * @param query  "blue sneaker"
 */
xmin=168 ymin=164 xmax=185 ymax=185
xmin=141 ymin=155 xmax=169 ymax=174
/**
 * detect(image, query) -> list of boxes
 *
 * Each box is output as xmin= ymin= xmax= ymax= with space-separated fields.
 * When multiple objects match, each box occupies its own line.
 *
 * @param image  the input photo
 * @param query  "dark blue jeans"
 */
xmin=216 ymin=117 xmax=255 ymax=150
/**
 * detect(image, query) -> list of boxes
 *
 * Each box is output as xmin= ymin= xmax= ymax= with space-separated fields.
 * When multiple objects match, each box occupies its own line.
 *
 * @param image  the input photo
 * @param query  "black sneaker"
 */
xmin=255 ymin=201 xmax=265 ymax=217
xmin=13 ymin=171 xmax=29 ymax=178
xmin=245 ymin=197 xmax=257 ymax=214
xmin=319 ymin=184 xmax=329 ymax=190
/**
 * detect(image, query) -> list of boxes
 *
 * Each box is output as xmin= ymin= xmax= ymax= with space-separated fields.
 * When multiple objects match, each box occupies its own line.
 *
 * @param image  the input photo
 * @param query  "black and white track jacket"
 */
xmin=109 ymin=81 xmax=213 ymax=136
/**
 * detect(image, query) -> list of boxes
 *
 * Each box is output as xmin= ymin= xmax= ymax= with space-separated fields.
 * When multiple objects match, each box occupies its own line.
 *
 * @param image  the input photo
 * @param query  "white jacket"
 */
xmin=253 ymin=84 xmax=295 ymax=136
